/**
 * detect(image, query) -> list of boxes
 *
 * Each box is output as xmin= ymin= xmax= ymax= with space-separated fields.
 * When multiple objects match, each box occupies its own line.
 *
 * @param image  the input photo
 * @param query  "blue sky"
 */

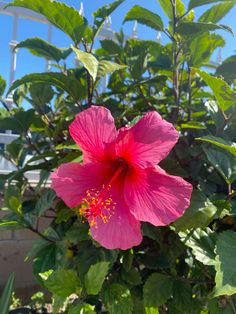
xmin=0 ymin=0 xmax=236 ymax=90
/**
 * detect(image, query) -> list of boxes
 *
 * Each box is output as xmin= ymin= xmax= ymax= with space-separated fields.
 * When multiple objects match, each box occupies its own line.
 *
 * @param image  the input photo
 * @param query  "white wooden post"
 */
xmin=132 ymin=21 xmax=138 ymax=39
xmin=9 ymin=15 xmax=18 ymax=86
xmin=45 ymin=23 xmax=53 ymax=71
xmin=156 ymin=31 xmax=162 ymax=43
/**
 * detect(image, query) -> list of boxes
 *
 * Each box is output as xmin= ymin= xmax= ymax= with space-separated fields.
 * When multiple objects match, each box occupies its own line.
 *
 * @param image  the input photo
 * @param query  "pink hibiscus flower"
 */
xmin=51 ymin=106 xmax=192 ymax=250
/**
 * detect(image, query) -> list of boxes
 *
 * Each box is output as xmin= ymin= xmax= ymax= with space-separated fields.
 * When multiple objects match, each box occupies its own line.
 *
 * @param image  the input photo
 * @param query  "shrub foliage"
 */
xmin=1 ymin=0 xmax=236 ymax=312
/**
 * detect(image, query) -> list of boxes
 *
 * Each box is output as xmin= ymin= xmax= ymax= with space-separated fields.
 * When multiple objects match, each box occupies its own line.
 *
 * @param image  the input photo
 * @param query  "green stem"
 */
xmin=28 ymin=226 xmax=55 ymax=243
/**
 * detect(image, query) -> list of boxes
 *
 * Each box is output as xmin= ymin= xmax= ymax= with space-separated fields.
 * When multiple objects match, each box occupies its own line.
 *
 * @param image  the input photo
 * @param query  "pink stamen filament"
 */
xmin=79 ymin=164 xmax=124 ymax=226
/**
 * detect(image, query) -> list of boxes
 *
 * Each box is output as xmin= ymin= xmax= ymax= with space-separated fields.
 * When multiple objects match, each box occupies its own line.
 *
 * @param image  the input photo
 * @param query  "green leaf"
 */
xmin=68 ymin=302 xmax=95 ymax=314
xmin=174 ymin=190 xmax=217 ymax=232
xmin=205 ymin=100 xmax=225 ymax=130
xmin=44 ymin=269 xmax=80 ymax=297
xmin=0 ymin=75 xmax=6 ymax=96
xmin=0 ymin=220 xmax=20 ymax=228
xmin=145 ymin=308 xmax=159 ymax=314
xmin=124 ymin=5 xmax=164 ymax=31
xmin=177 ymin=22 xmax=233 ymax=36
xmin=3 ymin=140 xmax=20 ymax=159
xmin=142 ymin=223 xmax=163 ymax=241
xmin=103 ymin=284 xmax=133 ymax=314
xmin=121 ymin=267 xmax=142 ymax=286
xmin=181 ymin=121 xmax=206 ymax=129
xmin=179 ymin=228 xmax=217 ymax=266
xmin=0 ymin=273 xmax=15 ymax=314
xmin=16 ymin=37 xmax=71 ymax=62
xmin=71 ymin=46 xmax=98 ymax=82
xmin=0 ymin=109 xmax=37 ymax=133
xmin=198 ymin=2 xmax=235 ymax=23
xmin=143 ymin=273 xmax=173 ymax=308
xmin=216 ymin=54 xmax=236 ymax=80
xmin=203 ymin=146 xmax=236 ymax=184
xmin=214 ymin=231 xmax=236 ymax=296
xmin=85 ymin=261 xmax=109 ymax=295
xmin=131 ymin=291 xmax=146 ymax=314
xmin=208 ymin=298 xmax=235 ymax=313
xmin=4 ymin=186 xmax=22 ymax=214
xmin=122 ymin=250 xmax=134 ymax=272
xmin=29 ymin=83 xmax=54 ymax=106
xmin=55 ymin=203 xmax=74 ymax=224
xmin=65 ymin=221 xmax=89 ymax=244
xmin=170 ymin=281 xmax=199 ymax=313
xmin=100 ymin=39 xmax=122 ymax=54
xmin=131 ymin=53 xmax=147 ymax=79
xmin=56 ymin=143 xmax=81 ymax=151
xmin=189 ymin=0 xmax=232 ymax=10
xmin=93 ymin=0 xmax=125 ymax=39
xmin=7 ymin=72 xmax=86 ymax=102
xmin=192 ymin=68 xmax=236 ymax=111
xmin=157 ymin=0 xmax=185 ymax=19
xmin=197 ymin=135 xmax=236 ymax=157
xmin=188 ymin=33 xmax=225 ymax=67
xmin=97 ymin=60 xmax=127 ymax=80
xmin=183 ymin=9 xmax=195 ymax=22
xmin=76 ymin=242 xmax=118 ymax=278
xmin=52 ymin=295 xmax=66 ymax=314
xmin=58 ymin=151 xmax=82 ymax=165
xmin=34 ymin=189 xmax=56 ymax=216
xmin=32 ymin=242 xmax=59 ymax=275
xmin=6 ymin=0 xmax=89 ymax=45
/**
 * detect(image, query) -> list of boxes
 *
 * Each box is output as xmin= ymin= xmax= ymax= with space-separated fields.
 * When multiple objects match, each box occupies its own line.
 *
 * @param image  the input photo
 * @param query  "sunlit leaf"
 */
xmin=143 ymin=273 xmax=173 ymax=308
xmin=177 ymin=22 xmax=233 ymax=36
xmin=197 ymin=135 xmax=236 ymax=157
xmin=179 ymin=228 xmax=217 ymax=266
xmin=71 ymin=46 xmax=99 ymax=82
xmin=103 ymin=284 xmax=133 ymax=314
xmin=124 ymin=5 xmax=164 ymax=31
xmin=85 ymin=261 xmax=109 ymax=295
xmin=97 ymin=60 xmax=127 ymax=80
xmin=157 ymin=0 xmax=185 ymax=19
xmin=189 ymin=0 xmax=232 ymax=10
xmin=181 ymin=121 xmax=206 ymax=129
xmin=192 ymin=68 xmax=236 ymax=111
xmin=7 ymin=72 xmax=86 ymax=101
xmin=214 ymin=231 xmax=236 ymax=296
xmin=93 ymin=0 xmax=125 ymax=39
xmin=203 ymin=146 xmax=236 ymax=184
xmin=0 ymin=75 xmax=6 ymax=96
xmin=198 ymin=2 xmax=235 ymax=23
xmin=174 ymin=190 xmax=217 ymax=232
xmin=6 ymin=0 xmax=89 ymax=44
xmin=16 ymin=38 xmax=71 ymax=62
xmin=44 ymin=269 xmax=80 ymax=297
xmin=216 ymin=54 xmax=236 ymax=80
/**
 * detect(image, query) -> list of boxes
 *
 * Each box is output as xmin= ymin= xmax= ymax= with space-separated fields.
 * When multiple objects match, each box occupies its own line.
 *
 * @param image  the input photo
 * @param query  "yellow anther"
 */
xmin=78 ymin=186 xmax=116 ymax=226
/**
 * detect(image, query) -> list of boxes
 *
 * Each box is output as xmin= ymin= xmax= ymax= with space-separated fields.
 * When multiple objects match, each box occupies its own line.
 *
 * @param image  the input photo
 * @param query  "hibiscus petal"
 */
xmin=124 ymin=166 xmax=192 ymax=226
xmin=116 ymin=111 xmax=179 ymax=167
xmin=69 ymin=106 xmax=117 ymax=162
xmin=90 ymin=188 xmax=142 ymax=250
xmin=51 ymin=162 xmax=112 ymax=208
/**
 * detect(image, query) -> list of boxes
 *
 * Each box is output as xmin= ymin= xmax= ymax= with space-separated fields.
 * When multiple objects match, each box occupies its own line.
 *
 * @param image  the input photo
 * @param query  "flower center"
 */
xmin=78 ymin=160 xmax=126 ymax=227
xmin=78 ymin=186 xmax=116 ymax=226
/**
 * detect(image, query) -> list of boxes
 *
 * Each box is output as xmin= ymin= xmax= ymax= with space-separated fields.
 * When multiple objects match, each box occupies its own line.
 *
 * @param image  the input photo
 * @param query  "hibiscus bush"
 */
xmin=1 ymin=0 xmax=236 ymax=312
